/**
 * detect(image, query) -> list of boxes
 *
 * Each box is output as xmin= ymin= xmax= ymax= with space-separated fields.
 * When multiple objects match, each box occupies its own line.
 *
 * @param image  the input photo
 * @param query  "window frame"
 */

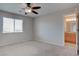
xmin=3 ymin=17 xmax=23 ymax=33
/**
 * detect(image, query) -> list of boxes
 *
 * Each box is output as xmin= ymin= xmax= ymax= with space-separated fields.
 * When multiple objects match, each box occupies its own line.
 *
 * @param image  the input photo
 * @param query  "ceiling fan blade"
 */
xmin=32 ymin=10 xmax=38 ymax=14
xmin=25 ymin=12 xmax=27 ymax=15
xmin=32 ymin=6 xmax=41 ymax=9
xmin=27 ymin=3 xmax=31 ymax=7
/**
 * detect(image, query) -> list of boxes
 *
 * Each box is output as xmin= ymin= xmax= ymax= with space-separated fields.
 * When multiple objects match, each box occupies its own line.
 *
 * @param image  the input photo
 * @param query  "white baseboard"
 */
xmin=36 ymin=39 xmax=64 ymax=47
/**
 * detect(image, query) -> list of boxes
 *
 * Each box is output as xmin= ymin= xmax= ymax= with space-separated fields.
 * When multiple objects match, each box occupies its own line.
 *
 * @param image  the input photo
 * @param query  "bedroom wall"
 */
xmin=34 ymin=7 xmax=78 ymax=46
xmin=0 ymin=11 xmax=33 ymax=46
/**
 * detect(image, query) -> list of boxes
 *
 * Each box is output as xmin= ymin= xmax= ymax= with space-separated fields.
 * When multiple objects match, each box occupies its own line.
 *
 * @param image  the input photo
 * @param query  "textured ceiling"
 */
xmin=0 ymin=3 xmax=79 ymax=18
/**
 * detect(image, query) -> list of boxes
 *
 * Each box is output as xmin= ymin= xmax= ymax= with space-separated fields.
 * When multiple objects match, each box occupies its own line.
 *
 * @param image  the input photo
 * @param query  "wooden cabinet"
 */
xmin=65 ymin=32 xmax=76 ymax=44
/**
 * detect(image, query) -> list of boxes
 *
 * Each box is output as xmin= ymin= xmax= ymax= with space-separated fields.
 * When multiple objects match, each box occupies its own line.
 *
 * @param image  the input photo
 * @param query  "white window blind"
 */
xmin=15 ymin=19 xmax=23 ymax=32
xmin=3 ymin=17 xmax=23 ymax=33
xmin=3 ymin=17 xmax=14 ymax=33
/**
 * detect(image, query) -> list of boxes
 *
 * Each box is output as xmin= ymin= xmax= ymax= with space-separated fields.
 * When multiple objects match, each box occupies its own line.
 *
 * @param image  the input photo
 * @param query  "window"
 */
xmin=3 ymin=17 xmax=23 ymax=33
xmin=15 ymin=19 xmax=23 ymax=32
xmin=3 ymin=17 xmax=14 ymax=33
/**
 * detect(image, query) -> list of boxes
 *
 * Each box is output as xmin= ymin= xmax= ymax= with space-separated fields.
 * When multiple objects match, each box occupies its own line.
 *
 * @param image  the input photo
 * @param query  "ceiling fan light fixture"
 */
xmin=25 ymin=8 xmax=32 ymax=13
xmin=22 ymin=3 xmax=41 ymax=15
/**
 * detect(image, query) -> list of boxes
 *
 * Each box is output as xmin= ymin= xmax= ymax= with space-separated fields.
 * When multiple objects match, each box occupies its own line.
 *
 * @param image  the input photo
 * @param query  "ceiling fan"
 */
xmin=22 ymin=3 xmax=41 ymax=15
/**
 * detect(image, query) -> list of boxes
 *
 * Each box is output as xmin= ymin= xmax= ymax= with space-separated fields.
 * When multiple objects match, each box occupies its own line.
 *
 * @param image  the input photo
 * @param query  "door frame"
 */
xmin=77 ymin=13 xmax=79 ymax=55
xmin=63 ymin=13 xmax=77 ymax=48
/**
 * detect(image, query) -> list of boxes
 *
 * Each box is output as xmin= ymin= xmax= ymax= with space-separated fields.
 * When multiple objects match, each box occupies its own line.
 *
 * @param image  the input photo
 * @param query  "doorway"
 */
xmin=64 ymin=14 xmax=77 ymax=48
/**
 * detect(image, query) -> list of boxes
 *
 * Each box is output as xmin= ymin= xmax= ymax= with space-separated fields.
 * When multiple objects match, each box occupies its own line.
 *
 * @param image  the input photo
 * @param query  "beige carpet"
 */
xmin=0 ymin=41 xmax=77 ymax=56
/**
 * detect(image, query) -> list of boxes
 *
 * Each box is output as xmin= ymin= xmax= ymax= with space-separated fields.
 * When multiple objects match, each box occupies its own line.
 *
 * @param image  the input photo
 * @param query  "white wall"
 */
xmin=34 ymin=7 xmax=77 ymax=46
xmin=0 ymin=11 xmax=33 ymax=46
